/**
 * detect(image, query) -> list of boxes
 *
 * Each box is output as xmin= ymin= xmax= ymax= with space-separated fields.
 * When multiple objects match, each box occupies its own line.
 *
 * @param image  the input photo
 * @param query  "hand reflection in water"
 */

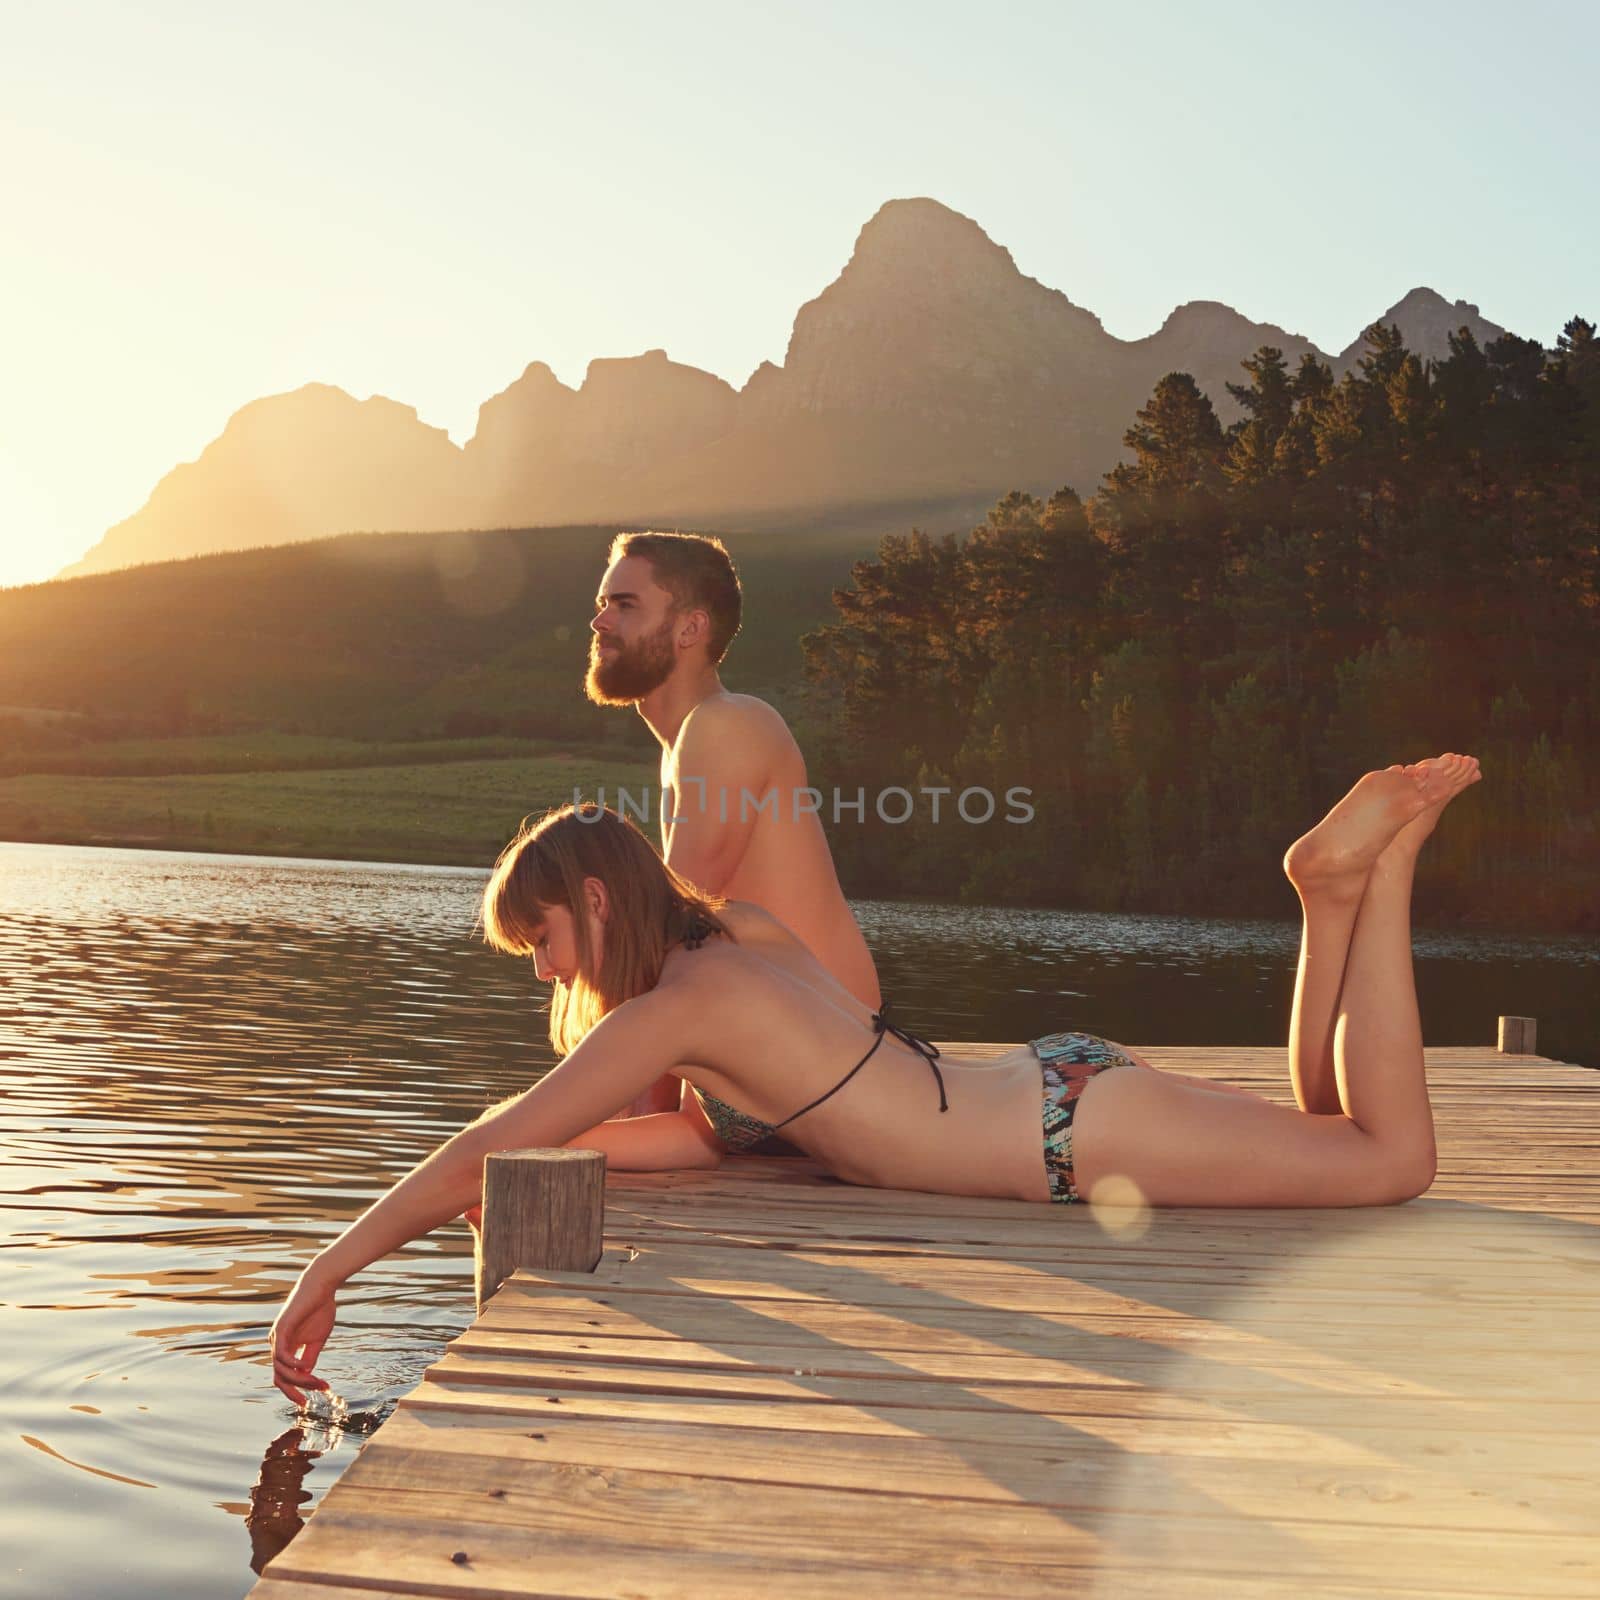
xmin=246 ymin=1424 xmax=319 ymax=1574
xmin=248 ymin=1397 xmax=395 ymax=1572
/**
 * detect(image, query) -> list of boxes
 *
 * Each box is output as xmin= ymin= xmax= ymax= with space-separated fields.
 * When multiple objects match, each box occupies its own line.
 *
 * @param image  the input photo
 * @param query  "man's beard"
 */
xmin=584 ymin=618 xmax=677 ymax=706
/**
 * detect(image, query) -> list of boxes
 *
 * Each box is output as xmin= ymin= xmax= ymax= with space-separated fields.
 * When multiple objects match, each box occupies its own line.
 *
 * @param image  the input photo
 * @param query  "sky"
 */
xmin=1 ymin=0 xmax=1596 ymax=587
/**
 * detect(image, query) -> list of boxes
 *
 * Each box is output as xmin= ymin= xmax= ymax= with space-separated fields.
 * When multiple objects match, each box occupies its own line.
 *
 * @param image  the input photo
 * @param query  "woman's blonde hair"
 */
xmin=480 ymin=801 xmax=731 ymax=1054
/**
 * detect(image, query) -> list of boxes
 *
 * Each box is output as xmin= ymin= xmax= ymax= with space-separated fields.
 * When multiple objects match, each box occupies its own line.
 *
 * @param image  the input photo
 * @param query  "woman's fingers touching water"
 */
xmin=269 ymin=1280 xmax=337 ymax=1405
xmin=272 ymin=1358 xmax=326 ymax=1407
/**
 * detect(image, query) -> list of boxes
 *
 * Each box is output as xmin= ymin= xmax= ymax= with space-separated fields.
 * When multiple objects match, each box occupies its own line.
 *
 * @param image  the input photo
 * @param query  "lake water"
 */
xmin=2 ymin=841 xmax=1595 ymax=1599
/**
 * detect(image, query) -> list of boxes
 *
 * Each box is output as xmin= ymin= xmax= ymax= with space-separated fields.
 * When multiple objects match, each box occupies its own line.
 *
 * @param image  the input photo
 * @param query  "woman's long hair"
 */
xmin=480 ymin=802 xmax=731 ymax=1054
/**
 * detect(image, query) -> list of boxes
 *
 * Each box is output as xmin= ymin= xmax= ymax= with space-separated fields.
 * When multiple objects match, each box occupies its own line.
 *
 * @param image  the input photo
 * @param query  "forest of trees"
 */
xmin=802 ymin=318 xmax=1600 ymax=931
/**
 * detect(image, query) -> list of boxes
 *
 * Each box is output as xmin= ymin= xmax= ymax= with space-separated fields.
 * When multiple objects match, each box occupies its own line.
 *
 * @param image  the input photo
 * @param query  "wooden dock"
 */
xmin=252 ymin=1042 xmax=1600 ymax=1599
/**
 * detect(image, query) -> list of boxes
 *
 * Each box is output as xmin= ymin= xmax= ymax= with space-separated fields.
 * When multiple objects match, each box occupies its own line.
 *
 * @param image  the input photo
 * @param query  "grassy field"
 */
xmin=0 ymin=750 xmax=660 ymax=865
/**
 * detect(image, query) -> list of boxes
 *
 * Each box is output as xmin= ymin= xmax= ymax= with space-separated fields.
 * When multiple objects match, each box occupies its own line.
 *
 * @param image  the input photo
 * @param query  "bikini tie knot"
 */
xmin=872 ymin=1000 xmax=949 ymax=1113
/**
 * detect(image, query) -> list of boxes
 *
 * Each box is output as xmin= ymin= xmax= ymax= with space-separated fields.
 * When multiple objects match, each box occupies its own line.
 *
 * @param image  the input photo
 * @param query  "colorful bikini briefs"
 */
xmin=1032 ymin=1031 xmax=1141 ymax=1204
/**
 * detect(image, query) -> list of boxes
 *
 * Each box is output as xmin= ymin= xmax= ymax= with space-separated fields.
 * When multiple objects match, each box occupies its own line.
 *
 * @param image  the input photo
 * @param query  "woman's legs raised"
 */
xmin=1330 ymin=758 xmax=1478 ymax=1169
xmin=1282 ymin=762 xmax=1425 ymax=1115
xmin=1284 ymin=877 xmax=1365 ymax=1114
xmin=1070 ymin=755 xmax=1480 ymax=1208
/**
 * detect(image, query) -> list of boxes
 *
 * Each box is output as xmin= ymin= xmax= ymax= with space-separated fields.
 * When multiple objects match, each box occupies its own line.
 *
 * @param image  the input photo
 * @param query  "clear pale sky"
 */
xmin=2 ymin=0 xmax=1594 ymax=588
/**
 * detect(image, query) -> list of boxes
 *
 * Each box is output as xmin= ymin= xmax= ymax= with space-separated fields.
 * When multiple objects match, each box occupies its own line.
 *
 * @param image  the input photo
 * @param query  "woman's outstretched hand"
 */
xmin=269 ymin=1268 xmax=337 ymax=1405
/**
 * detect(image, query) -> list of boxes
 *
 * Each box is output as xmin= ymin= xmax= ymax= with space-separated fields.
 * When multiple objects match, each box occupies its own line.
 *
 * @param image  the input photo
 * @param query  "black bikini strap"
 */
xmin=770 ymin=998 xmax=948 ymax=1132
xmin=878 ymin=1001 xmax=949 ymax=1113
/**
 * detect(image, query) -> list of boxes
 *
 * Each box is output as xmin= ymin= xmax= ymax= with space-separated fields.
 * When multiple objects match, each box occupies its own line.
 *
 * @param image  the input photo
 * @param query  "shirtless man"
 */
xmin=585 ymin=530 xmax=880 ymax=1113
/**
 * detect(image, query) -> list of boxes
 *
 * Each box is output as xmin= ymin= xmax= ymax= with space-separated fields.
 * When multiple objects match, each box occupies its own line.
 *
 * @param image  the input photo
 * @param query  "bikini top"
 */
xmin=695 ymin=1001 xmax=948 ymax=1154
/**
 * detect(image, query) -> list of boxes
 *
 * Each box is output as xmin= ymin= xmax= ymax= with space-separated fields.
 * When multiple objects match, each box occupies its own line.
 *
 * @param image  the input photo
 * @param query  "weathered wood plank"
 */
xmin=266 ymin=1471 xmax=1600 ymax=1598
xmin=494 ymin=1241 xmax=1600 ymax=1318
xmin=363 ymin=1404 xmax=1599 ymax=1533
xmin=400 ymin=1377 xmax=1599 ymax=1462
xmin=444 ymin=1326 xmax=1596 ymax=1400
xmin=470 ymin=1290 xmax=1600 ymax=1362
xmin=423 ymin=1350 xmax=1600 ymax=1434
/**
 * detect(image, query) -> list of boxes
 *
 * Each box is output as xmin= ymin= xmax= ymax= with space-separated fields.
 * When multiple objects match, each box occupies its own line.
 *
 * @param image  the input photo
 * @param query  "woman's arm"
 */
xmin=320 ymin=987 xmax=694 ymax=1281
xmin=459 ymin=1100 xmax=723 ymax=1236
xmin=565 ymin=1106 xmax=724 ymax=1171
xmin=268 ymin=987 xmax=694 ymax=1401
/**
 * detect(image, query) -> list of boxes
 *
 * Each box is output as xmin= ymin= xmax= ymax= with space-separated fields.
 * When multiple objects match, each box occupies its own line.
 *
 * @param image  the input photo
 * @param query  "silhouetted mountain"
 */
xmin=1333 ymin=287 xmax=1505 ymax=369
xmin=60 ymin=386 xmax=472 ymax=578
xmin=60 ymin=199 xmax=1514 ymax=578
xmin=1127 ymin=301 xmax=1323 ymax=407
xmin=464 ymin=350 xmax=740 ymax=528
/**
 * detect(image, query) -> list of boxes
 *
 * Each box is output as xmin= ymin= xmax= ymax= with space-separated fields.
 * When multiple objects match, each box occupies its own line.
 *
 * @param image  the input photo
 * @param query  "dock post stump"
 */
xmin=475 ymin=1148 xmax=605 ymax=1311
xmin=1498 ymin=1015 xmax=1537 ymax=1055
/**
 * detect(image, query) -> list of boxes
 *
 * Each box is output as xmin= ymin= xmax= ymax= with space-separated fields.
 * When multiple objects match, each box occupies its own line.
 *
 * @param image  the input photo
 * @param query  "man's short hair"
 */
xmin=610 ymin=531 xmax=743 ymax=664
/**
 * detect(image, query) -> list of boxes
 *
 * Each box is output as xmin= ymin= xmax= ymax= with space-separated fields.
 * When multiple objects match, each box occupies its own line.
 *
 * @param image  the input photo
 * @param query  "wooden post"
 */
xmin=1498 ymin=1015 xmax=1537 ymax=1055
xmin=475 ymin=1148 xmax=606 ymax=1311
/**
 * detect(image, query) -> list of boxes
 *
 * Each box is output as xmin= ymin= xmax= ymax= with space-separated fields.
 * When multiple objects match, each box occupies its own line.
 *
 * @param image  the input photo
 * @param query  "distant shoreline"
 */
xmin=5 ymin=826 xmax=1594 ymax=945
xmin=0 ymin=826 xmax=491 ymax=871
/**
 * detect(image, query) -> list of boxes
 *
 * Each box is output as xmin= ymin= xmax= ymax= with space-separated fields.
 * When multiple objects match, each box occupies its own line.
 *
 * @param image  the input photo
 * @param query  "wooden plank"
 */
xmin=265 ymin=1467 xmax=1600 ymax=1599
xmin=423 ymin=1352 xmax=1600 ymax=1437
xmin=498 ymin=1243 xmax=1600 ymax=1317
xmin=500 ymin=1242 xmax=1600 ymax=1313
xmin=250 ymin=1586 xmax=421 ymax=1600
xmin=444 ymin=1324 xmax=1596 ymax=1403
xmin=470 ymin=1290 xmax=1600 ymax=1363
xmin=361 ymin=1405 xmax=1599 ymax=1533
xmin=245 ymin=1572 xmax=1517 ymax=1600
xmin=604 ymin=1188 xmax=1600 ymax=1232
xmin=595 ymin=1214 xmax=1600 ymax=1272
xmin=400 ymin=1377 xmax=1600 ymax=1465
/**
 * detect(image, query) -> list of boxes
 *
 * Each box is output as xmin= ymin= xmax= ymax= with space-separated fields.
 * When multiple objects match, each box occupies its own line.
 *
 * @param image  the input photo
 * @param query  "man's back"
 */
xmin=662 ymin=692 xmax=879 ymax=1009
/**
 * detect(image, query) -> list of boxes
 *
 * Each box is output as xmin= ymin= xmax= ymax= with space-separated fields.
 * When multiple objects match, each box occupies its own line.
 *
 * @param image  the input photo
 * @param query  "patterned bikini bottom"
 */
xmin=1032 ymin=1031 xmax=1141 ymax=1204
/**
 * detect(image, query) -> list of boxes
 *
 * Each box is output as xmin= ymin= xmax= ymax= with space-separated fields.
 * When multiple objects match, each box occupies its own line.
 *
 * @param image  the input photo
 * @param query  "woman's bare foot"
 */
xmin=1284 ymin=755 xmax=1480 ymax=894
xmin=1377 ymin=754 xmax=1483 ymax=865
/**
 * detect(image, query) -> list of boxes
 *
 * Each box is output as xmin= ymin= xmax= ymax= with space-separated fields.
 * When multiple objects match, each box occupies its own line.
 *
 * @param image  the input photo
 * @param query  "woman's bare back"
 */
xmin=659 ymin=902 xmax=1050 ymax=1201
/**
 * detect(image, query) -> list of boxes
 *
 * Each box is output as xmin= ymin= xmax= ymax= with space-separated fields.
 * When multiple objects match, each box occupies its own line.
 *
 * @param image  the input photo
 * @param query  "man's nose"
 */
xmin=590 ymin=610 xmax=609 ymax=636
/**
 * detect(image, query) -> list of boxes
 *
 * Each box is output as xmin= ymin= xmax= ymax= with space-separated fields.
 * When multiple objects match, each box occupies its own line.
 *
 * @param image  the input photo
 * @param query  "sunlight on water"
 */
xmin=0 ymin=840 xmax=1594 ymax=1598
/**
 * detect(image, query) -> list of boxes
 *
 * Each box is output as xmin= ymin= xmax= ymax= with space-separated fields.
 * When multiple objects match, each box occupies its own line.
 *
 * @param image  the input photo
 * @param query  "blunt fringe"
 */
xmin=480 ymin=802 xmax=731 ymax=1054
xmin=610 ymin=530 xmax=742 ymax=664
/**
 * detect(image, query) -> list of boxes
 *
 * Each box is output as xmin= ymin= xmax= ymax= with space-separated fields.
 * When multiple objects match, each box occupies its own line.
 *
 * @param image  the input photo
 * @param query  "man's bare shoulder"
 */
xmin=678 ymin=692 xmax=797 ymax=755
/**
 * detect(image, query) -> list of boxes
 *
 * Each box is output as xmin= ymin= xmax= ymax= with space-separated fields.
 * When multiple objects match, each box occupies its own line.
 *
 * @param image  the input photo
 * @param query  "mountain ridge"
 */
xmin=59 ymin=197 xmax=1512 ymax=578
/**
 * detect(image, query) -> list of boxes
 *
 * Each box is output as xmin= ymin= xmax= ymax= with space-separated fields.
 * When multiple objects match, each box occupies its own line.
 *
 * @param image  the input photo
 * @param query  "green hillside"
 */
xmin=0 ymin=521 xmax=884 ymax=747
xmin=0 ymin=518 xmax=891 ymax=863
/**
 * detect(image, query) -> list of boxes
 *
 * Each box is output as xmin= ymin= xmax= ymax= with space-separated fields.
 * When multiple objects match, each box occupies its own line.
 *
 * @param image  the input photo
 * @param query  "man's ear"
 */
xmin=675 ymin=607 xmax=711 ymax=652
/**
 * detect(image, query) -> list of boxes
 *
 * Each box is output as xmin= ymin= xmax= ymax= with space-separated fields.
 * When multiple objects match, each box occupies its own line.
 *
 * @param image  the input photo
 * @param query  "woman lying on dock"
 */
xmin=270 ymin=753 xmax=1480 ymax=1403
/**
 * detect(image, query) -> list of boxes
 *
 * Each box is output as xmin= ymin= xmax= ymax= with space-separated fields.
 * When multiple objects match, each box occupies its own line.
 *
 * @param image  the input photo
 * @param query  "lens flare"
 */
xmin=1086 ymin=1171 xmax=1152 ymax=1239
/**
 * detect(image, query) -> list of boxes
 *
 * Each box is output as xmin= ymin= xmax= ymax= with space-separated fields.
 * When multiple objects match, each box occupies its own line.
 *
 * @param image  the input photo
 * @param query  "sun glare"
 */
xmin=0 ymin=449 xmax=84 ymax=589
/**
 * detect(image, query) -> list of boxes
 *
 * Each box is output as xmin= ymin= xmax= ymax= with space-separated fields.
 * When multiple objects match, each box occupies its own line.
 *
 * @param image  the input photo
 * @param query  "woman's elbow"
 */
xmin=690 ymin=1134 xmax=727 ymax=1170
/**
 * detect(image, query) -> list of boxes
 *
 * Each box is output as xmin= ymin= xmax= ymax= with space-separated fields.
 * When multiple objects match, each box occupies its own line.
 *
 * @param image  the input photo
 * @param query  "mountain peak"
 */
xmin=853 ymin=196 xmax=1011 ymax=257
xmin=1339 ymin=287 xmax=1507 ymax=368
xmin=833 ymin=198 xmax=1040 ymax=303
xmin=1382 ymin=286 xmax=1482 ymax=319
xmin=1153 ymin=301 xmax=1268 ymax=335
